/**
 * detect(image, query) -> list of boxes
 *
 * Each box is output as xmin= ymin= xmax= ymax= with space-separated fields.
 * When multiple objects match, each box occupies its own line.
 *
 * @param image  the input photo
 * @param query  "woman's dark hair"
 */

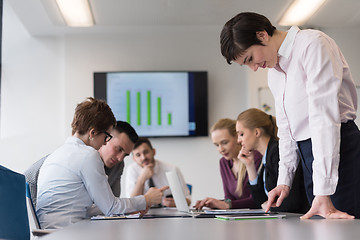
xmin=71 ymin=97 xmax=116 ymax=135
xmin=220 ymin=12 xmax=276 ymax=64
xmin=113 ymin=121 xmax=139 ymax=144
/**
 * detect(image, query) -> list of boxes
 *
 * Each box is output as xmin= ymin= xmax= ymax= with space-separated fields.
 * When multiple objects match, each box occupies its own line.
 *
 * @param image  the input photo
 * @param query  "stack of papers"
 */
xmin=91 ymin=213 xmax=141 ymax=220
xmin=216 ymin=213 xmax=286 ymax=221
xmin=203 ymin=209 xmax=265 ymax=215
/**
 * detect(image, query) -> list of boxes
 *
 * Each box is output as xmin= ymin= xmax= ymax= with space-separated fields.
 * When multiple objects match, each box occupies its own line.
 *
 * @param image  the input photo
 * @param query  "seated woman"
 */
xmin=236 ymin=108 xmax=309 ymax=213
xmin=195 ymin=118 xmax=262 ymax=210
xmin=36 ymin=97 xmax=166 ymax=229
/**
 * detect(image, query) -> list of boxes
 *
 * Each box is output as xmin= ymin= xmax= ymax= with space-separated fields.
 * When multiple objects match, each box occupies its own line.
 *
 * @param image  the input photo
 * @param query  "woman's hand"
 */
xmin=265 ymin=184 xmax=290 ymax=212
xmin=261 ymin=201 xmax=268 ymax=210
xmin=194 ymin=197 xmax=229 ymax=210
xmin=300 ymin=196 xmax=354 ymax=219
xmin=238 ymin=147 xmax=255 ymax=167
xmin=238 ymin=147 xmax=258 ymax=181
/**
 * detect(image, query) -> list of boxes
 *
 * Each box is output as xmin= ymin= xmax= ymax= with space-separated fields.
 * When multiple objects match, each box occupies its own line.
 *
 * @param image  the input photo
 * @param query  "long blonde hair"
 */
xmin=210 ymin=118 xmax=247 ymax=197
xmin=237 ymin=108 xmax=278 ymax=140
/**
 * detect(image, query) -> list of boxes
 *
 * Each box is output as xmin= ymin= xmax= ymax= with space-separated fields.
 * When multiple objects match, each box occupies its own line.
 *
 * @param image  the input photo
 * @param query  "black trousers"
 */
xmin=297 ymin=121 xmax=360 ymax=218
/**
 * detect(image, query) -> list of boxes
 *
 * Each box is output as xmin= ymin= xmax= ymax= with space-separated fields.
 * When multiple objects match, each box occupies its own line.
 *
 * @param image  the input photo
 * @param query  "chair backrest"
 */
xmin=26 ymin=182 xmax=41 ymax=231
xmin=0 ymin=165 xmax=30 ymax=240
xmin=186 ymin=184 xmax=192 ymax=195
xmin=26 ymin=182 xmax=54 ymax=237
xmin=24 ymin=154 xmax=49 ymax=208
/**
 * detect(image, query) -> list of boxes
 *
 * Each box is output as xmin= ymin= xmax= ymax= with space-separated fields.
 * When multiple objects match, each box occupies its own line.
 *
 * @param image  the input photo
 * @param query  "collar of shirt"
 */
xmin=66 ymin=136 xmax=86 ymax=145
xmin=262 ymin=148 xmax=268 ymax=166
xmin=152 ymin=159 xmax=160 ymax=175
xmin=278 ymin=26 xmax=300 ymax=60
xmin=228 ymin=158 xmax=234 ymax=168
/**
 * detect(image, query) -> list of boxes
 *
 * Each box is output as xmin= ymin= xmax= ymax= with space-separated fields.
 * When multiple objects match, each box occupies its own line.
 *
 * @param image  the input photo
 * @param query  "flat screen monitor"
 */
xmin=94 ymin=71 xmax=208 ymax=137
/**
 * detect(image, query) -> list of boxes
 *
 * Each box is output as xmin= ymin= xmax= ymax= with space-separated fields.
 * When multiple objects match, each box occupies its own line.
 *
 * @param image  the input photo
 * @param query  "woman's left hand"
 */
xmin=238 ymin=147 xmax=255 ymax=167
xmin=194 ymin=198 xmax=229 ymax=210
xmin=300 ymin=196 xmax=355 ymax=219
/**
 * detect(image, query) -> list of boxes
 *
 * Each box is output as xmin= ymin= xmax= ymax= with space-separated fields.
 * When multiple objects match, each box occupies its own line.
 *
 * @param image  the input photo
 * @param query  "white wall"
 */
xmin=0 ymin=3 xmax=65 ymax=170
xmin=1 ymin=2 xmax=249 ymax=204
xmin=3 ymin=2 xmax=360 ymax=205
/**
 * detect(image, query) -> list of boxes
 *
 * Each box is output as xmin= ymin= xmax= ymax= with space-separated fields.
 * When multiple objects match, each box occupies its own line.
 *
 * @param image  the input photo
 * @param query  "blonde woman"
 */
xmin=195 ymin=118 xmax=261 ymax=210
xmin=237 ymin=108 xmax=309 ymax=213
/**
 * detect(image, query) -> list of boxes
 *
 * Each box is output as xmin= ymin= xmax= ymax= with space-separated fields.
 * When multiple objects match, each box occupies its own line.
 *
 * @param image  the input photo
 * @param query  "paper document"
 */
xmin=203 ymin=208 xmax=264 ymax=215
xmin=216 ymin=213 xmax=286 ymax=221
xmin=91 ymin=213 xmax=141 ymax=220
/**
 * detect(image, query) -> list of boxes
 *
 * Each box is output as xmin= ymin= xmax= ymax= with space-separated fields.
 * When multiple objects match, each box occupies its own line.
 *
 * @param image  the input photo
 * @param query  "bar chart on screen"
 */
xmin=107 ymin=72 xmax=189 ymax=136
xmin=124 ymin=89 xmax=173 ymax=126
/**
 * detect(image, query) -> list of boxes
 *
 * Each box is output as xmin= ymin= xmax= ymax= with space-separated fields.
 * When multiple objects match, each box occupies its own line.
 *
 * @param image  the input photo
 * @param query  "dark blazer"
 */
xmin=248 ymin=137 xmax=310 ymax=213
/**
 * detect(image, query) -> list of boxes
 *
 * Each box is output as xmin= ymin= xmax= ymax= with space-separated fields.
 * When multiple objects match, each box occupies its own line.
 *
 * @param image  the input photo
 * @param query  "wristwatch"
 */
xmin=224 ymin=199 xmax=232 ymax=209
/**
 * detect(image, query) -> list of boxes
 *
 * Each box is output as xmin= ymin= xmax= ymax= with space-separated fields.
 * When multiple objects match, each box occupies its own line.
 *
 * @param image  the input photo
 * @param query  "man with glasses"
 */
xmin=102 ymin=130 xmax=113 ymax=142
xmin=98 ymin=121 xmax=140 ymax=199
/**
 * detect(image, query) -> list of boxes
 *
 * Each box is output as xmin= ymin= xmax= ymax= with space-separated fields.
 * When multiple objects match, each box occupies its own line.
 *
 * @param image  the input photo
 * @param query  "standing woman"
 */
xmin=195 ymin=118 xmax=262 ymax=210
xmin=220 ymin=12 xmax=360 ymax=219
xmin=236 ymin=108 xmax=309 ymax=213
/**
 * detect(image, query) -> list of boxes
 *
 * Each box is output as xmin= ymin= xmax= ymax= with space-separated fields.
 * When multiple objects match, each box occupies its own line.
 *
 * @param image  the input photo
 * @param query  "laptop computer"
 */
xmin=165 ymin=170 xmax=269 ymax=217
xmin=165 ymin=171 xmax=197 ymax=214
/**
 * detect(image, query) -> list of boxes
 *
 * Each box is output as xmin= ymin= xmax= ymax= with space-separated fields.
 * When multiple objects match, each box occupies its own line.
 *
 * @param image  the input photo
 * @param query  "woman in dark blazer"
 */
xmin=236 ymin=108 xmax=309 ymax=213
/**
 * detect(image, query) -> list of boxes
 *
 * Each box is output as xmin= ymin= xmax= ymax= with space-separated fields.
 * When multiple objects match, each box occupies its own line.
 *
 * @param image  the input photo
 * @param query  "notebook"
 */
xmin=216 ymin=213 xmax=286 ymax=221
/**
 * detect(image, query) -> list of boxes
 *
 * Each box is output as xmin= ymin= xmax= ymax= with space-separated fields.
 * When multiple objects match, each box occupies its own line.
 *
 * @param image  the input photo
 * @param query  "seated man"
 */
xmin=125 ymin=137 xmax=190 ymax=207
xmin=24 ymin=121 xmax=131 ymax=209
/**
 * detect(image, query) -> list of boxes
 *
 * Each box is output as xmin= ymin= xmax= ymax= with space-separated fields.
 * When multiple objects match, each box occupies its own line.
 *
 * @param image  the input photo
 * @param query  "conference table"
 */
xmin=41 ymin=208 xmax=360 ymax=240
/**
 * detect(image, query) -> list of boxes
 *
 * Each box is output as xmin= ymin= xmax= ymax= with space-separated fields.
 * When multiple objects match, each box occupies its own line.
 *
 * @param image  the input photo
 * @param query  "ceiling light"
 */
xmin=278 ymin=0 xmax=327 ymax=26
xmin=56 ymin=0 xmax=95 ymax=27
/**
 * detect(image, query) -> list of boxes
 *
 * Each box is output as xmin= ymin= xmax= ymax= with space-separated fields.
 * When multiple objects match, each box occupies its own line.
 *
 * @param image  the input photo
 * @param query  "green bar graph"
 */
xmin=137 ymin=92 xmax=141 ymax=125
xmin=157 ymin=97 xmax=161 ymax=125
xmin=147 ymin=91 xmax=151 ymax=125
xmin=125 ymin=90 xmax=171 ymax=127
xmin=168 ymin=113 xmax=172 ymax=125
xmin=126 ymin=90 xmax=131 ymax=123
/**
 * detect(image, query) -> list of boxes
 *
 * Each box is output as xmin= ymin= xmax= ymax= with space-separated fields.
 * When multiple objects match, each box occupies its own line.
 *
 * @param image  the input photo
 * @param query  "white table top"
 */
xmin=40 ymin=208 xmax=360 ymax=240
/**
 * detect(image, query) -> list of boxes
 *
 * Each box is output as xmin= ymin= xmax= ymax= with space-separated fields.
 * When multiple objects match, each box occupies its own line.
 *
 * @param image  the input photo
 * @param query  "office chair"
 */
xmin=25 ymin=182 xmax=53 ymax=237
xmin=0 ymin=165 xmax=30 ymax=240
xmin=24 ymin=154 xmax=49 ymax=208
xmin=186 ymin=184 xmax=192 ymax=195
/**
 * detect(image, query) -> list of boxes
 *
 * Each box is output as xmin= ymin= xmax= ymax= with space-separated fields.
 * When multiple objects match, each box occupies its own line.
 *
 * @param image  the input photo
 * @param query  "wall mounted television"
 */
xmin=94 ymin=71 xmax=208 ymax=137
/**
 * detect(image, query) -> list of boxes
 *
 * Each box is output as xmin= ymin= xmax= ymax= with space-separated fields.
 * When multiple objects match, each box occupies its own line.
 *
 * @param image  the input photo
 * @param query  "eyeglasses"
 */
xmin=103 ymin=131 xmax=113 ymax=142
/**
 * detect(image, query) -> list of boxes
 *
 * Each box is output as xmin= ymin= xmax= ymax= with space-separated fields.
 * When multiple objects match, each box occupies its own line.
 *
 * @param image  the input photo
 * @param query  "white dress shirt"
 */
xmin=268 ymin=26 xmax=357 ymax=195
xmin=125 ymin=159 xmax=190 ymax=199
xmin=36 ymin=137 xmax=146 ymax=229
